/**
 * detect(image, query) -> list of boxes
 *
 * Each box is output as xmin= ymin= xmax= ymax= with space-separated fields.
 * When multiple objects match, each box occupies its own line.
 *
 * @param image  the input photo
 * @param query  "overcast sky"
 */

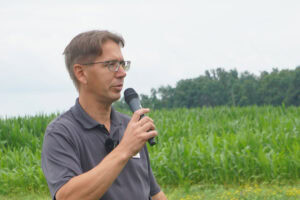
xmin=1 ymin=0 xmax=299 ymax=117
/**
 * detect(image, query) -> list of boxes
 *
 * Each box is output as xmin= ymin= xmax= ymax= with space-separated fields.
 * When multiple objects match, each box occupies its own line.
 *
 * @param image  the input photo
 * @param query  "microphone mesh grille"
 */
xmin=124 ymin=88 xmax=138 ymax=105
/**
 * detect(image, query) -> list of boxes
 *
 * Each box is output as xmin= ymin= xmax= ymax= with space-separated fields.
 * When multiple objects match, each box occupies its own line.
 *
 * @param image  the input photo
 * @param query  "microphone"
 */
xmin=124 ymin=88 xmax=156 ymax=146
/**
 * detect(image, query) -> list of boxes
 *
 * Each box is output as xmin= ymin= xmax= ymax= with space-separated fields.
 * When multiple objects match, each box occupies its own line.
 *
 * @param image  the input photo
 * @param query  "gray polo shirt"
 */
xmin=41 ymin=99 xmax=160 ymax=200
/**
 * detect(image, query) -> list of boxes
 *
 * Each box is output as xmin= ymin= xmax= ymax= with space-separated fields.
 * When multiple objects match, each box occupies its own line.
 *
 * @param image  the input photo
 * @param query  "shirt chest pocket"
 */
xmin=127 ymin=151 xmax=150 ymax=183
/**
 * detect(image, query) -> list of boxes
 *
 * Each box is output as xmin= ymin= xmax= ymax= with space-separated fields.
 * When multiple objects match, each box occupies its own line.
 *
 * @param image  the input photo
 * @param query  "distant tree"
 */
xmin=284 ymin=66 xmax=300 ymax=106
xmin=258 ymin=68 xmax=295 ymax=105
xmin=117 ymin=67 xmax=299 ymax=109
xmin=237 ymin=71 xmax=259 ymax=106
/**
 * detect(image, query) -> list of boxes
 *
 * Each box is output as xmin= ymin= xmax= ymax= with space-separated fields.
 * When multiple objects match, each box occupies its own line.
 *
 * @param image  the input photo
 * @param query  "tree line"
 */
xmin=114 ymin=66 xmax=300 ymax=110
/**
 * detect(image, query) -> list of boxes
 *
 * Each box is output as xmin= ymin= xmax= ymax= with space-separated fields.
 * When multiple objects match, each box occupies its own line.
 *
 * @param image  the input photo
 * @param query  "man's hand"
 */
xmin=119 ymin=108 xmax=158 ymax=158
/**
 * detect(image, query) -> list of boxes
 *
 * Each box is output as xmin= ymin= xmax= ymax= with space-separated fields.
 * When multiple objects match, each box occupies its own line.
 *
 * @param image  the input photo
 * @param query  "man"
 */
xmin=41 ymin=30 xmax=167 ymax=200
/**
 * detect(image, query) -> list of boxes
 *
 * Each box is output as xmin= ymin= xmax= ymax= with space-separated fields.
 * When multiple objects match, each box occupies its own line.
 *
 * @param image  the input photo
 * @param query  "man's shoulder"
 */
xmin=46 ymin=109 xmax=76 ymax=134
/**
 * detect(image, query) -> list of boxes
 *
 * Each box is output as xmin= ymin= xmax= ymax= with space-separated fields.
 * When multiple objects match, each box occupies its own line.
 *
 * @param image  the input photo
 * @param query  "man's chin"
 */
xmin=111 ymin=93 xmax=121 ymax=102
xmin=112 ymin=97 xmax=121 ymax=103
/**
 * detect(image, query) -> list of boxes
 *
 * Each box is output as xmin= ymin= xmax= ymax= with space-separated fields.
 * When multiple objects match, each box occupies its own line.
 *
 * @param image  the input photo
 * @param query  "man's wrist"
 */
xmin=113 ymin=145 xmax=131 ymax=163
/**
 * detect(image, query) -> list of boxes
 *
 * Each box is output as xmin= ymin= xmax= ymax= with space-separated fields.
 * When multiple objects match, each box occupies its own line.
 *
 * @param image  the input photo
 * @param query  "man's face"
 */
xmin=84 ymin=40 xmax=126 ymax=104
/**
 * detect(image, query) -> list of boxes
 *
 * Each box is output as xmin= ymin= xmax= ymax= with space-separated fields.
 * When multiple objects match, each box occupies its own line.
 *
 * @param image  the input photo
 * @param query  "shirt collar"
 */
xmin=71 ymin=98 xmax=122 ymax=130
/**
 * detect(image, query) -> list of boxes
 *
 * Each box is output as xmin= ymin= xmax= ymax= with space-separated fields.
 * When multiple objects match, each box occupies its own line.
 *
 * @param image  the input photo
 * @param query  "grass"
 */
xmin=166 ymin=183 xmax=300 ymax=200
xmin=1 ymin=184 xmax=299 ymax=200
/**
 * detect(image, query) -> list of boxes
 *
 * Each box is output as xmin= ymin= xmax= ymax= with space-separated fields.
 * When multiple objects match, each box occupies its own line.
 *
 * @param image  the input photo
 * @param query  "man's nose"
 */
xmin=115 ymin=65 xmax=127 ymax=78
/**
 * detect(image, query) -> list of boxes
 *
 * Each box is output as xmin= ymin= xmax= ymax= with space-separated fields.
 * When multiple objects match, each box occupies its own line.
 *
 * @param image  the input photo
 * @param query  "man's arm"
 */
xmin=152 ymin=191 xmax=168 ymax=200
xmin=56 ymin=144 xmax=128 ymax=200
xmin=56 ymin=108 xmax=157 ymax=200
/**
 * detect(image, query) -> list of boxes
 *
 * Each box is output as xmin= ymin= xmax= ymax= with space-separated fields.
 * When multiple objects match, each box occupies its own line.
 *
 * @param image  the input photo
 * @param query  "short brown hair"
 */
xmin=63 ymin=30 xmax=125 ymax=90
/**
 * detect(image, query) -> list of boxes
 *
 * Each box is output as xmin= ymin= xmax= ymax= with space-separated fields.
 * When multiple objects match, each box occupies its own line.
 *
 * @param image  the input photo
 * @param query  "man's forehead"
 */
xmin=99 ymin=40 xmax=124 ymax=60
xmin=102 ymin=39 xmax=123 ymax=48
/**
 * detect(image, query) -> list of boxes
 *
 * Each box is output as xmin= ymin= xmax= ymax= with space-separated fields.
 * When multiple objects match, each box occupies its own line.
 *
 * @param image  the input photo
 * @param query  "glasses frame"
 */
xmin=81 ymin=60 xmax=131 ymax=72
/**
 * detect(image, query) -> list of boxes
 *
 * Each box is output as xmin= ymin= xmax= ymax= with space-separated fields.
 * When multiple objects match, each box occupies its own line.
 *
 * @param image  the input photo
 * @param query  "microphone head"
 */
xmin=124 ymin=88 xmax=156 ymax=146
xmin=124 ymin=88 xmax=139 ymax=105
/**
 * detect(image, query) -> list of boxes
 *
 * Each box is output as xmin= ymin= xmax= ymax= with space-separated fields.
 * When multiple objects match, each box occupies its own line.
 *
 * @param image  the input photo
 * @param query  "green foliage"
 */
xmin=114 ymin=67 xmax=300 ymax=109
xmin=0 ymin=147 xmax=48 ymax=194
xmin=0 ymin=114 xmax=57 ymax=152
xmin=1 ymin=184 xmax=299 ymax=200
xmin=0 ymin=114 xmax=57 ymax=194
xmin=165 ymin=184 xmax=300 ymax=200
xmin=0 ymin=107 xmax=299 ymax=195
xmin=147 ymin=106 xmax=300 ymax=185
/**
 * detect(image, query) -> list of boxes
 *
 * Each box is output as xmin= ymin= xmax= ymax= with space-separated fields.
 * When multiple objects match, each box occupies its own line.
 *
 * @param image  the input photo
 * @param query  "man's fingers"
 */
xmin=141 ymin=121 xmax=155 ymax=132
xmin=131 ymin=108 xmax=150 ymax=122
xmin=142 ymin=130 xmax=158 ymax=140
xmin=138 ymin=116 xmax=153 ymax=127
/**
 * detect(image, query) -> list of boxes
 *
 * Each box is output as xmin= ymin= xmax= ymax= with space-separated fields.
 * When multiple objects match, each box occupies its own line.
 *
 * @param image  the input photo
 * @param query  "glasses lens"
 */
xmin=106 ymin=61 xmax=118 ymax=72
xmin=107 ymin=61 xmax=130 ymax=72
xmin=123 ymin=61 xmax=130 ymax=71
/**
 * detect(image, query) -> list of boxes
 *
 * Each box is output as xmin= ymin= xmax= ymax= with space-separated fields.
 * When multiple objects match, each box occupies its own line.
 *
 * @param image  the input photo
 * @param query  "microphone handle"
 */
xmin=140 ymin=114 xmax=156 ymax=146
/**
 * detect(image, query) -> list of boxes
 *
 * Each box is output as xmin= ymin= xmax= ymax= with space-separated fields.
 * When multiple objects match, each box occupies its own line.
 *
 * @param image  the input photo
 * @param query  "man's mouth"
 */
xmin=112 ymin=84 xmax=123 ymax=91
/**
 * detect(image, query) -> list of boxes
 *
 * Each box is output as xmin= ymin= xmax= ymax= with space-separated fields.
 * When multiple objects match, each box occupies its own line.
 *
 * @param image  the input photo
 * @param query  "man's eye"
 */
xmin=105 ymin=61 xmax=116 ymax=66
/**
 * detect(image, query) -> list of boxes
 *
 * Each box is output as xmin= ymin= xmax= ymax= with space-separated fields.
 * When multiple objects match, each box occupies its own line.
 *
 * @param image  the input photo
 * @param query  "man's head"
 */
xmin=63 ymin=30 xmax=125 ymax=90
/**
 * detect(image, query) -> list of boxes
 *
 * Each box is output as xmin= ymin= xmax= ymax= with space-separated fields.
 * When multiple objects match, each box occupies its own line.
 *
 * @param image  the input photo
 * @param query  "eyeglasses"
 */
xmin=105 ymin=138 xmax=119 ymax=154
xmin=82 ymin=60 xmax=131 ymax=72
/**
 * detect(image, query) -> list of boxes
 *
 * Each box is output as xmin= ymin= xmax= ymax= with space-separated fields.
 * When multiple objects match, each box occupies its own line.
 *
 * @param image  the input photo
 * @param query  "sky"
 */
xmin=1 ymin=0 xmax=299 ymax=117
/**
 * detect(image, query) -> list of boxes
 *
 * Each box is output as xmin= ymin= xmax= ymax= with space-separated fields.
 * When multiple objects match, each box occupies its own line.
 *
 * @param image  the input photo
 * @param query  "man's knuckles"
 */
xmin=133 ymin=108 xmax=149 ymax=116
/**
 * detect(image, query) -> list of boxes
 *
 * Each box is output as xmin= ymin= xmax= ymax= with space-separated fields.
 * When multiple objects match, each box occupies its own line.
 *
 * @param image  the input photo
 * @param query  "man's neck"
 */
xmin=78 ymin=95 xmax=112 ymax=131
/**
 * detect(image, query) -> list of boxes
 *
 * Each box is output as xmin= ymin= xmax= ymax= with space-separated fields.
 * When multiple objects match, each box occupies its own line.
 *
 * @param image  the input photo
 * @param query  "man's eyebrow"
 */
xmin=105 ymin=59 xmax=123 ymax=62
xmin=100 ymin=60 xmax=117 ymax=64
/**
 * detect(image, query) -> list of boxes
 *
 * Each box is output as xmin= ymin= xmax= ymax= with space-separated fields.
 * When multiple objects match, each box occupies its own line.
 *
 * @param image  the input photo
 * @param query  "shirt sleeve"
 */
xmin=144 ymin=146 xmax=161 ymax=196
xmin=41 ymin=125 xmax=82 ymax=200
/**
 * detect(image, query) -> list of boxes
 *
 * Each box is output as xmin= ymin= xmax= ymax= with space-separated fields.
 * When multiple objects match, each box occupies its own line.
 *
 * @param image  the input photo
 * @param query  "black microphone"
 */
xmin=124 ymin=88 xmax=156 ymax=146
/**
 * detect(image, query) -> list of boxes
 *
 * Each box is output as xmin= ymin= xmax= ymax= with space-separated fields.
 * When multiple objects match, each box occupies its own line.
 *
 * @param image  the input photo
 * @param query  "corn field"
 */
xmin=0 ymin=106 xmax=299 ymax=194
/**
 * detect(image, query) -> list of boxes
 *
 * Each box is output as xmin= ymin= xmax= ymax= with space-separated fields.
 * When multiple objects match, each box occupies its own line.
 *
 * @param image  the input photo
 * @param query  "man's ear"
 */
xmin=73 ymin=64 xmax=88 ymax=85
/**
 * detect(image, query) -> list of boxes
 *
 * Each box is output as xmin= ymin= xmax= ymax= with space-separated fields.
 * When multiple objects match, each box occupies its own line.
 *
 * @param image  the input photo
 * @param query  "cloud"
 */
xmin=1 ymin=0 xmax=300 ymax=116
